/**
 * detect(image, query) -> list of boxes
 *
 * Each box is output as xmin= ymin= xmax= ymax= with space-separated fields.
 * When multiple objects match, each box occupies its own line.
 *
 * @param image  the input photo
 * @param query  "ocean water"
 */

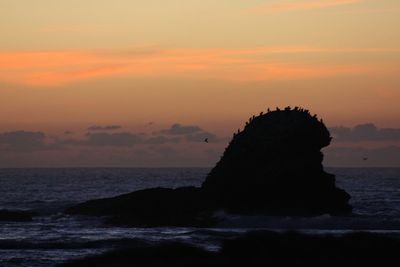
xmin=0 ymin=167 xmax=400 ymax=266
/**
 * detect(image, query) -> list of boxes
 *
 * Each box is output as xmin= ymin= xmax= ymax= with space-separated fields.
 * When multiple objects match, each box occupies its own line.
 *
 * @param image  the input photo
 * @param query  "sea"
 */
xmin=0 ymin=167 xmax=400 ymax=267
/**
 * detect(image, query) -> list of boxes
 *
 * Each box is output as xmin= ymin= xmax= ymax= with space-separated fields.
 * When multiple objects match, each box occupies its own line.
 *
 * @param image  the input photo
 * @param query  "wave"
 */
xmin=215 ymin=213 xmax=400 ymax=232
xmin=0 ymin=200 xmax=78 ymax=216
xmin=0 ymin=238 xmax=150 ymax=250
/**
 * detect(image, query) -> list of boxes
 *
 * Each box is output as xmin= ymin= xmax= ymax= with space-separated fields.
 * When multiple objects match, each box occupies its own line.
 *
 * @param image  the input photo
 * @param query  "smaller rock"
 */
xmin=66 ymin=187 xmax=215 ymax=227
xmin=0 ymin=209 xmax=33 ymax=222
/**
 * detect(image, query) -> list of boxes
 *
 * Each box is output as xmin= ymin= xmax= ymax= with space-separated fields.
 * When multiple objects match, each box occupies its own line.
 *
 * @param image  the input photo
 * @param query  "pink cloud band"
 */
xmin=0 ymin=46 xmax=394 ymax=87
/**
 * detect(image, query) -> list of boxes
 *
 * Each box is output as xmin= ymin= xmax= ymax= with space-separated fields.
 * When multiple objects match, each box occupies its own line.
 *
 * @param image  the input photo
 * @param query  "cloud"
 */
xmin=145 ymin=136 xmax=181 ymax=144
xmin=186 ymin=132 xmax=218 ymax=143
xmin=330 ymin=123 xmax=400 ymax=142
xmin=62 ymin=130 xmax=184 ymax=147
xmin=160 ymin=123 xmax=203 ymax=135
xmin=341 ymin=7 xmax=400 ymax=15
xmin=81 ymin=132 xmax=143 ymax=147
xmin=324 ymin=146 xmax=400 ymax=167
xmin=248 ymin=0 xmax=362 ymax=13
xmin=88 ymin=125 xmax=122 ymax=131
xmin=38 ymin=25 xmax=98 ymax=33
xmin=0 ymin=131 xmax=47 ymax=151
xmin=0 ymin=46 xmax=391 ymax=87
xmin=159 ymin=123 xmax=222 ymax=143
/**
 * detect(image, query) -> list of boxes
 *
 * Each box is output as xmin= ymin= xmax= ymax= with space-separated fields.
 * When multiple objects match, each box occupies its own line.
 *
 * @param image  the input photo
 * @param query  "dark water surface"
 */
xmin=0 ymin=168 xmax=399 ymax=266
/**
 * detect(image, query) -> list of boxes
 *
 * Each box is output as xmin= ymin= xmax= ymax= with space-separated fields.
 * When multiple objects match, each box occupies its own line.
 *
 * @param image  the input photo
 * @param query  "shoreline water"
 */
xmin=0 ymin=167 xmax=399 ymax=266
xmin=59 ymin=230 xmax=400 ymax=267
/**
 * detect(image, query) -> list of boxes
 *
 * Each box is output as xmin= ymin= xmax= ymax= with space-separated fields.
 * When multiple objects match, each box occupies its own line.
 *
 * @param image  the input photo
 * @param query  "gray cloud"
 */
xmin=0 ymin=124 xmax=223 ymax=168
xmin=160 ymin=123 xmax=203 ymax=135
xmin=159 ymin=123 xmax=222 ymax=143
xmin=62 ymin=131 xmax=183 ymax=147
xmin=83 ymin=132 xmax=143 ymax=147
xmin=0 ymin=131 xmax=47 ymax=151
xmin=186 ymin=131 xmax=218 ymax=143
xmin=145 ymin=136 xmax=181 ymax=145
xmin=330 ymin=123 xmax=400 ymax=142
xmin=324 ymin=146 xmax=400 ymax=167
xmin=88 ymin=125 xmax=122 ymax=131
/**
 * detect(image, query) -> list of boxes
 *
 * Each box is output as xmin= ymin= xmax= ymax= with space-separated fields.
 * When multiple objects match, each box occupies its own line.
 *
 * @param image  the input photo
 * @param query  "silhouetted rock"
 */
xmin=66 ymin=107 xmax=351 ymax=226
xmin=202 ymin=108 xmax=352 ymax=215
xmin=0 ymin=209 xmax=33 ymax=222
xmin=66 ymin=187 xmax=215 ymax=227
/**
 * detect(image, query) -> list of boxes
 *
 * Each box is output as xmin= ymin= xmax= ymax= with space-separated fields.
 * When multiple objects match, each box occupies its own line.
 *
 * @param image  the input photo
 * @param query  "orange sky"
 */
xmin=1 ymin=0 xmax=399 ymax=167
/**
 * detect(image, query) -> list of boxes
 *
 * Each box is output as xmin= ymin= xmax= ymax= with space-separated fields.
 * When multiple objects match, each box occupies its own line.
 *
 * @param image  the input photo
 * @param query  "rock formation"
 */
xmin=66 ymin=107 xmax=352 ymax=226
xmin=202 ymin=107 xmax=352 ymax=215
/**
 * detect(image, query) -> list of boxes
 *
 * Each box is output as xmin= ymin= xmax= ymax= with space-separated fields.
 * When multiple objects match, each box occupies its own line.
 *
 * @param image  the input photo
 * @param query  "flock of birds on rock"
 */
xmin=203 ymin=106 xmax=369 ymax=162
xmin=230 ymin=106 xmax=321 ymax=139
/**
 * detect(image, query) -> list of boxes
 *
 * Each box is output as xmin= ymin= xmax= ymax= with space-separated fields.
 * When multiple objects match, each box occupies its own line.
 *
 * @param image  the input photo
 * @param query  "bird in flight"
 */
xmin=204 ymin=138 xmax=209 ymax=143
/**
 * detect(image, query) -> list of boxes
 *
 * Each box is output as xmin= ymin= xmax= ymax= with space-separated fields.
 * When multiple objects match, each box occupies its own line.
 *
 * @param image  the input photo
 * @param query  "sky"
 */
xmin=1 ymin=0 xmax=400 ymax=167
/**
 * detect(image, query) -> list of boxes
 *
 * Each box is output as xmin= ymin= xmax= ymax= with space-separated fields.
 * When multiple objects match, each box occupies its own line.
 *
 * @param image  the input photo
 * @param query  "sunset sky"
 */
xmin=1 ymin=0 xmax=400 ymax=167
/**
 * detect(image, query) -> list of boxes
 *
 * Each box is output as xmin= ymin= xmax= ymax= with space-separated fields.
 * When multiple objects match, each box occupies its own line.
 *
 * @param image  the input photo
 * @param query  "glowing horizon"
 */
xmin=1 ymin=0 xmax=400 ymax=167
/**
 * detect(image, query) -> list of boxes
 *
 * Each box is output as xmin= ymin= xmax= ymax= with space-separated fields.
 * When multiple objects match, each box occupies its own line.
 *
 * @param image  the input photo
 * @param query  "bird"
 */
xmin=363 ymin=157 xmax=368 ymax=161
xmin=204 ymin=138 xmax=209 ymax=143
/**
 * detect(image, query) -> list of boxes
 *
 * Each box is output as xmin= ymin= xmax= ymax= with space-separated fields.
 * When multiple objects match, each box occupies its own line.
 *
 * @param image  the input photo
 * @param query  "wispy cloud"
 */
xmin=159 ymin=123 xmax=220 ymax=143
xmin=160 ymin=124 xmax=203 ymax=135
xmin=324 ymin=145 xmax=400 ymax=167
xmin=0 ymin=131 xmax=46 ymax=151
xmin=341 ymin=6 xmax=400 ymax=15
xmin=330 ymin=123 xmax=400 ymax=142
xmin=0 ymin=46 xmax=396 ymax=87
xmin=0 ymin=123 xmax=221 ymax=152
xmin=248 ymin=0 xmax=363 ymax=13
xmin=38 ymin=25 xmax=99 ymax=33
xmin=88 ymin=125 xmax=122 ymax=131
